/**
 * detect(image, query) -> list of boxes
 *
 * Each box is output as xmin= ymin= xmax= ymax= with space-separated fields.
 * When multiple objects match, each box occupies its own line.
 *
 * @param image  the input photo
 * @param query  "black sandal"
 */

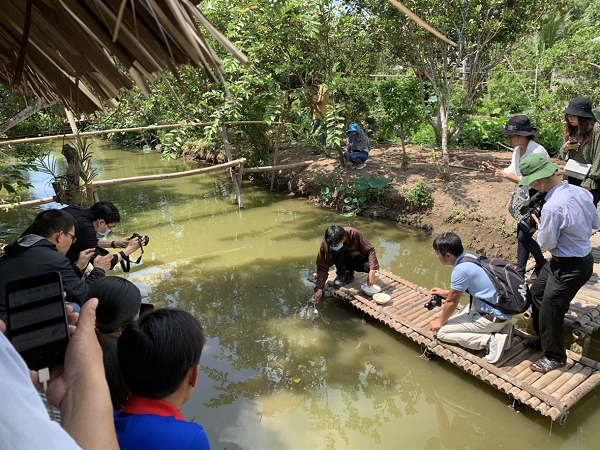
xmin=530 ymin=356 xmax=565 ymax=373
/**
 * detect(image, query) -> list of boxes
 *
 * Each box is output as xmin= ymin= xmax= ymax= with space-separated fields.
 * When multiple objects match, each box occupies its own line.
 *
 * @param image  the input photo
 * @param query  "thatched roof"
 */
xmin=0 ymin=0 xmax=247 ymax=114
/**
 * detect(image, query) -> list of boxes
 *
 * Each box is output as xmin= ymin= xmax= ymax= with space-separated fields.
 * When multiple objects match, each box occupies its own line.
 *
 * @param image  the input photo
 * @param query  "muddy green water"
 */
xmin=6 ymin=140 xmax=600 ymax=449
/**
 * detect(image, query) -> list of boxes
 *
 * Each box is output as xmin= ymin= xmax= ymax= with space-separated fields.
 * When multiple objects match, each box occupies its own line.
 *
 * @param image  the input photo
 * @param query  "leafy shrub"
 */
xmin=405 ymin=181 xmax=432 ymax=208
xmin=336 ymin=176 xmax=390 ymax=215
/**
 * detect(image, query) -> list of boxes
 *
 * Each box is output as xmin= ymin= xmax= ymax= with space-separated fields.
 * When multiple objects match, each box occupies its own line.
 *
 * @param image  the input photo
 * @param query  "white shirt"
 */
xmin=503 ymin=140 xmax=550 ymax=181
xmin=0 ymin=332 xmax=81 ymax=450
xmin=538 ymin=182 xmax=600 ymax=257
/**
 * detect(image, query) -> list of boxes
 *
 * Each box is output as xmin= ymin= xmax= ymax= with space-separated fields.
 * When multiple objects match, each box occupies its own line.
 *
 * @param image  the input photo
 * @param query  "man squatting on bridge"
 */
xmin=312 ymin=226 xmax=379 ymax=304
xmin=518 ymin=154 xmax=600 ymax=373
xmin=429 ymin=232 xmax=513 ymax=364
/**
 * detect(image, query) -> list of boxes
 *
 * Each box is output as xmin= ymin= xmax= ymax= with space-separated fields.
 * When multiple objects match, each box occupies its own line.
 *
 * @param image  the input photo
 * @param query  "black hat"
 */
xmin=563 ymin=97 xmax=595 ymax=119
xmin=502 ymin=115 xmax=538 ymax=136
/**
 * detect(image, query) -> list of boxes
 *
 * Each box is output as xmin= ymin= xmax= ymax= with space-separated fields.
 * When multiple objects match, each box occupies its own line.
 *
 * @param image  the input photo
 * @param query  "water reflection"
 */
xmin=4 ymin=140 xmax=600 ymax=449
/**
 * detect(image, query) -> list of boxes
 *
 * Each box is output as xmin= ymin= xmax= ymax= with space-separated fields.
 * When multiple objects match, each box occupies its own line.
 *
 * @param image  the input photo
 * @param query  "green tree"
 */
xmin=378 ymin=76 xmax=424 ymax=167
xmin=352 ymin=0 xmax=553 ymax=178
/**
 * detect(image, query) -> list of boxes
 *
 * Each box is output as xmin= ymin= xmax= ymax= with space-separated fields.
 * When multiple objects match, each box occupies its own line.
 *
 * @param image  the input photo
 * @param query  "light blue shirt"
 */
xmin=537 ymin=182 xmax=600 ymax=257
xmin=451 ymin=253 xmax=511 ymax=320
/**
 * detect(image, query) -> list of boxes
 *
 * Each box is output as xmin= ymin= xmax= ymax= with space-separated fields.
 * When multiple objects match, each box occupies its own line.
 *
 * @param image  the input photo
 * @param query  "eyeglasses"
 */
xmin=65 ymin=231 xmax=77 ymax=243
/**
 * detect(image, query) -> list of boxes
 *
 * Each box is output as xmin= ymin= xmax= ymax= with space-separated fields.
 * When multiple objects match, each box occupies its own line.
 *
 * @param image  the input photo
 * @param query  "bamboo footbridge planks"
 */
xmin=308 ymin=269 xmax=600 ymax=424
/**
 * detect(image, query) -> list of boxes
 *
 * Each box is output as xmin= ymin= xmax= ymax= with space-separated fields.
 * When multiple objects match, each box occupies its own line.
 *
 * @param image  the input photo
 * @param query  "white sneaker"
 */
xmin=502 ymin=323 xmax=514 ymax=351
xmin=356 ymin=163 xmax=366 ymax=170
xmin=486 ymin=333 xmax=507 ymax=364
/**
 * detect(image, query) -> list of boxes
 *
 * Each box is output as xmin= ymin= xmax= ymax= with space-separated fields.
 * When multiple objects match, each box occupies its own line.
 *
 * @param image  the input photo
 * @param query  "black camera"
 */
xmin=424 ymin=294 xmax=443 ymax=310
xmin=131 ymin=232 xmax=149 ymax=246
xmin=519 ymin=191 xmax=546 ymax=232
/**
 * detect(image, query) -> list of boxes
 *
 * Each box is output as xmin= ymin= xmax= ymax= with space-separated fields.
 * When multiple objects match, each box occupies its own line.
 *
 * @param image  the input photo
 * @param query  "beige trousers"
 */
xmin=436 ymin=304 xmax=506 ymax=350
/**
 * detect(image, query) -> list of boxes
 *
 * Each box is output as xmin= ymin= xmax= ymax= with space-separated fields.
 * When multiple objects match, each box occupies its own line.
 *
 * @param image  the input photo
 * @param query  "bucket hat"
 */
xmin=518 ymin=154 xmax=559 ymax=186
xmin=502 ymin=115 xmax=538 ymax=136
xmin=345 ymin=123 xmax=359 ymax=135
xmin=563 ymin=97 xmax=595 ymax=119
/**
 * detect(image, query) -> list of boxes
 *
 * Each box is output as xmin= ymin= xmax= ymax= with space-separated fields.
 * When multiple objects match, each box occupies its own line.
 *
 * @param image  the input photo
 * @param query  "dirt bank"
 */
xmin=187 ymin=141 xmax=562 ymax=265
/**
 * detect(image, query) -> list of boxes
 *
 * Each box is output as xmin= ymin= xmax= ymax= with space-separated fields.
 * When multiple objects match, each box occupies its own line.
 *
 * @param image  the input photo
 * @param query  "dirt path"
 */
xmin=190 ymin=141 xmax=564 ymax=264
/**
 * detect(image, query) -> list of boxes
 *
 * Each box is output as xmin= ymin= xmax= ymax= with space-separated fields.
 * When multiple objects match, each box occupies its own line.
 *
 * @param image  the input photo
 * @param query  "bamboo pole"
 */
xmin=89 ymin=158 xmax=245 ymax=187
xmin=270 ymin=119 xmax=282 ymax=191
xmin=0 ymin=121 xmax=300 ymax=147
xmin=220 ymin=123 xmax=243 ymax=209
xmin=0 ymin=197 xmax=55 ymax=211
xmin=243 ymin=161 xmax=312 ymax=174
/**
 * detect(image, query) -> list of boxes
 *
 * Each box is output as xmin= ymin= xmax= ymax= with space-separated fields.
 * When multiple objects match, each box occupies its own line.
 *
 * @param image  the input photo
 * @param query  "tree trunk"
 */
xmin=439 ymin=104 xmax=450 ymax=180
xmin=0 ymin=97 xmax=56 ymax=135
xmin=56 ymin=143 xmax=85 ymax=206
xmin=400 ymin=126 xmax=408 ymax=169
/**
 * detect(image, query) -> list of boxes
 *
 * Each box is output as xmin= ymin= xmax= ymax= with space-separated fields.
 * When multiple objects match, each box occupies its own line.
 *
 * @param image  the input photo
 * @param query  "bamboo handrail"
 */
xmin=0 ymin=121 xmax=301 ymax=146
xmin=0 ymin=196 xmax=56 ymax=211
xmin=243 ymin=161 xmax=312 ymax=173
xmin=90 ymin=158 xmax=246 ymax=187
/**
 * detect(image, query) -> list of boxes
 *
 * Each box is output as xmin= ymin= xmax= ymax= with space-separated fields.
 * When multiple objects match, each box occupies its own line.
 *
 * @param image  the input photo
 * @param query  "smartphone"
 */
xmin=94 ymin=246 xmax=110 ymax=257
xmin=139 ymin=303 xmax=155 ymax=316
xmin=6 ymin=272 xmax=70 ymax=371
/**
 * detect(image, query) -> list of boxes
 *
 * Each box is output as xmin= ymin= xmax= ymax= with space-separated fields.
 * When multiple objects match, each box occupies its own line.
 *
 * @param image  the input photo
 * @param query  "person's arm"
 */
xmin=315 ymin=241 xmax=331 ymax=292
xmin=98 ymin=238 xmax=129 ymax=249
xmin=482 ymin=160 xmax=518 ymax=183
xmin=429 ymin=288 xmax=463 ymax=332
xmin=581 ymin=130 xmax=600 ymax=191
xmin=46 ymin=299 xmax=120 ymax=450
xmin=534 ymin=209 xmax=560 ymax=252
xmin=59 ymin=256 xmax=104 ymax=305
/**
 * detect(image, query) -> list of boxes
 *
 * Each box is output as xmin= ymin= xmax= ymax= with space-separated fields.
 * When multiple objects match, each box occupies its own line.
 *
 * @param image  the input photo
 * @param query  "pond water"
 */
xmin=5 ymin=140 xmax=600 ymax=450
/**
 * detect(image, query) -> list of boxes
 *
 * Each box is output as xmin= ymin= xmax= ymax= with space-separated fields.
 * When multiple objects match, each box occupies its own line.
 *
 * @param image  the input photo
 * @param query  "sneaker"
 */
xmin=333 ymin=275 xmax=346 ymax=287
xmin=486 ymin=333 xmax=507 ymax=364
xmin=502 ymin=323 xmax=514 ymax=351
xmin=356 ymin=163 xmax=366 ymax=170
xmin=345 ymin=271 xmax=355 ymax=284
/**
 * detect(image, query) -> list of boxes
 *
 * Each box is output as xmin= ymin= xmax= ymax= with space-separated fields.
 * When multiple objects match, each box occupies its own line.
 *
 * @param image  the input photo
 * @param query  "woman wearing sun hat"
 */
xmin=482 ymin=115 xmax=550 ymax=277
xmin=518 ymin=153 xmax=600 ymax=373
xmin=560 ymin=97 xmax=600 ymax=206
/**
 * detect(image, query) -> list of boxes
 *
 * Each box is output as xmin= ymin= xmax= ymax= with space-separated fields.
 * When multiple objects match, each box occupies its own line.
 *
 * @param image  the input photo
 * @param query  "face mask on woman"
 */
xmin=331 ymin=244 xmax=343 ymax=251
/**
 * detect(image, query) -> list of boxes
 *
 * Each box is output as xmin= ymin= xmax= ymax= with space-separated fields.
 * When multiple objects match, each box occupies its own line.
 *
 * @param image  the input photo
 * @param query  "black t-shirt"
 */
xmin=62 ymin=206 xmax=98 ymax=264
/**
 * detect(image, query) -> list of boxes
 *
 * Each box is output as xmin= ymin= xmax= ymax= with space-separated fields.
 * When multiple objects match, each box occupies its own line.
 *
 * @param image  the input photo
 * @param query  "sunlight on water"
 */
xmin=5 ymin=140 xmax=599 ymax=450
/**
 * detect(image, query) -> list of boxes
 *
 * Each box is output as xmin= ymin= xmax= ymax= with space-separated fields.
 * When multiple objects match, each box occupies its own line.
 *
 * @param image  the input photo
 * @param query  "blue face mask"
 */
xmin=96 ymin=229 xmax=111 ymax=239
xmin=331 ymin=244 xmax=343 ymax=251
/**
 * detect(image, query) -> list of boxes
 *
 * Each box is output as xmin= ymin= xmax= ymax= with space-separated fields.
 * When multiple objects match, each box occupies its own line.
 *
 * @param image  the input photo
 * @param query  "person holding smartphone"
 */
xmin=560 ymin=97 xmax=600 ymax=206
xmin=481 ymin=115 xmax=550 ymax=277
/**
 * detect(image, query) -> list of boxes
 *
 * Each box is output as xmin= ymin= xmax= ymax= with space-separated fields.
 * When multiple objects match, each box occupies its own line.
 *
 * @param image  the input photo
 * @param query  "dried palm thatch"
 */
xmin=0 ymin=0 xmax=247 ymax=115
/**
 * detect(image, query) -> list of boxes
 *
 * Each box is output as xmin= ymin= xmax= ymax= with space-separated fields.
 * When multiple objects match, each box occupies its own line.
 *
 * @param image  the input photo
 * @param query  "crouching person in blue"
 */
xmin=429 ymin=232 xmax=513 ymax=364
xmin=518 ymin=154 xmax=600 ymax=373
xmin=342 ymin=123 xmax=369 ymax=169
xmin=115 ymin=309 xmax=210 ymax=450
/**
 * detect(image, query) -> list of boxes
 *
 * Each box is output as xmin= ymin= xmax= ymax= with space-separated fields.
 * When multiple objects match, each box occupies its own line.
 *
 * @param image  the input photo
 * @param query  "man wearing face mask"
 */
xmin=22 ymin=201 xmax=143 ymax=273
xmin=313 ymin=226 xmax=379 ymax=303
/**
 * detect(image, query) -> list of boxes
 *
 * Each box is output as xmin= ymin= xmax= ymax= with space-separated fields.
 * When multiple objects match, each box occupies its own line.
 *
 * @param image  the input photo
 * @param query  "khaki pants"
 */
xmin=437 ymin=304 xmax=505 ymax=350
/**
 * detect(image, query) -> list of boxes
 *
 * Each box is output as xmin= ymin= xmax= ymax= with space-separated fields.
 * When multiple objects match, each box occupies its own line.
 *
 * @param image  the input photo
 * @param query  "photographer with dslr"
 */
xmin=518 ymin=154 xmax=600 ymax=373
xmin=429 ymin=232 xmax=513 ymax=364
xmin=560 ymin=97 xmax=600 ymax=206
xmin=481 ymin=115 xmax=550 ymax=277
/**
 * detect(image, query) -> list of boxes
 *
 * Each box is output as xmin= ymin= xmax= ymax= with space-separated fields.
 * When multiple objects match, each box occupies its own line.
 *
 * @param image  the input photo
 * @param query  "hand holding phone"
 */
xmin=6 ymin=272 xmax=70 ymax=371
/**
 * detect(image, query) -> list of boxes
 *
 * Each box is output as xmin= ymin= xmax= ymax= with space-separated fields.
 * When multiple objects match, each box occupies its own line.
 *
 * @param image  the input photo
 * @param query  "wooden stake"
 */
xmin=220 ymin=122 xmax=243 ymax=209
xmin=270 ymin=119 xmax=282 ymax=191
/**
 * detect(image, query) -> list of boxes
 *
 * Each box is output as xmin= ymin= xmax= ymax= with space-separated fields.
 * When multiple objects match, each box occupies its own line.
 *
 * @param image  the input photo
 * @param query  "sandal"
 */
xmin=530 ymin=356 xmax=565 ymax=373
xmin=523 ymin=337 xmax=541 ymax=349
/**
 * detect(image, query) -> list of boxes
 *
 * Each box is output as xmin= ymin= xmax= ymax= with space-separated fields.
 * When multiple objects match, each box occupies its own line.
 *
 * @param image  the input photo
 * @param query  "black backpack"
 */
xmin=458 ymin=254 xmax=531 ymax=315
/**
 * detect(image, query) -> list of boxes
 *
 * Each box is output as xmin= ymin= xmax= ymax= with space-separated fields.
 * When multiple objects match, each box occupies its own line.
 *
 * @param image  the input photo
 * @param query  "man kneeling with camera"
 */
xmin=518 ymin=154 xmax=600 ymax=373
xmin=429 ymin=232 xmax=514 ymax=364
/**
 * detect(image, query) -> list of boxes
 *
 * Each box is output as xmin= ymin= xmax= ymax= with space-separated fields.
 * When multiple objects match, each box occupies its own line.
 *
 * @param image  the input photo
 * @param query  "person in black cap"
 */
xmin=560 ymin=97 xmax=600 ymax=206
xmin=481 ymin=115 xmax=550 ymax=277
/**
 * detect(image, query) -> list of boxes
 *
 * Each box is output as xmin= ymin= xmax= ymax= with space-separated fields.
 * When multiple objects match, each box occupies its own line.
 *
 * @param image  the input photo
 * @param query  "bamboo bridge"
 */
xmin=308 ymin=249 xmax=600 ymax=425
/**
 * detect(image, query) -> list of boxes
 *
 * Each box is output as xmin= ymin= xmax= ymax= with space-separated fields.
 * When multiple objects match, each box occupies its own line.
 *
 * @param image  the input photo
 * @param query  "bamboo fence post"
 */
xmin=220 ymin=122 xmax=243 ymax=209
xmin=242 ymin=161 xmax=312 ymax=173
xmin=0 ymin=196 xmax=55 ymax=211
xmin=237 ymin=160 xmax=244 ymax=192
xmin=270 ymin=118 xmax=282 ymax=191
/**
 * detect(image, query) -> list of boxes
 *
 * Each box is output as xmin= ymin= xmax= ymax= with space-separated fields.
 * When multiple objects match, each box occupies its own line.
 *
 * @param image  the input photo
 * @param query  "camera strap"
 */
xmin=119 ymin=241 xmax=144 ymax=273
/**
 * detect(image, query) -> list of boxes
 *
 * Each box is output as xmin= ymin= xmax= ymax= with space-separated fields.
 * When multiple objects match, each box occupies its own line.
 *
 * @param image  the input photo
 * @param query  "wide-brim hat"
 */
xmin=502 ymin=115 xmax=538 ymax=136
xmin=563 ymin=97 xmax=595 ymax=119
xmin=518 ymin=154 xmax=559 ymax=186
